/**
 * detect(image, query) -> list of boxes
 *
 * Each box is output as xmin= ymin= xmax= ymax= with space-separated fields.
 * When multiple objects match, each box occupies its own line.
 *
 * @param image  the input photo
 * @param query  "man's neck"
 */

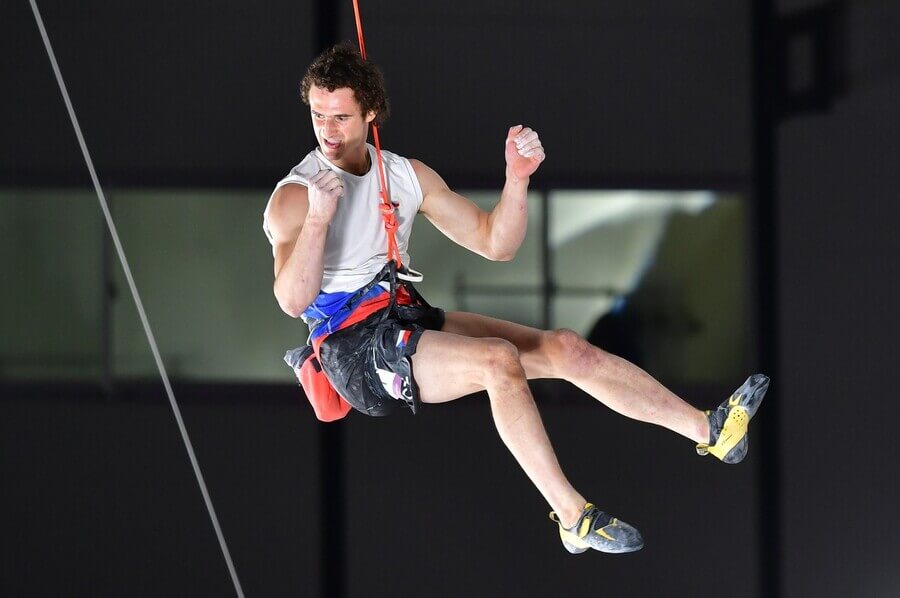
xmin=331 ymin=145 xmax=371 ymax=176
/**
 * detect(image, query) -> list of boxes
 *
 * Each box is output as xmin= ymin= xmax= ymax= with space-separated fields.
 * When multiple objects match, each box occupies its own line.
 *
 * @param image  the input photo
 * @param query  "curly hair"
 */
xmin=300 ymin=43 xmax=390 ymax=126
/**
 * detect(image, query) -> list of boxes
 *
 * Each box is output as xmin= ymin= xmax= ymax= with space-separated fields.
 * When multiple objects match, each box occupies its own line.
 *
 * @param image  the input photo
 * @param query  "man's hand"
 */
xmin=505 ymin=125 xmax=546 ymax=182
xmin=307 ymin=169 xmax=344 ymax=224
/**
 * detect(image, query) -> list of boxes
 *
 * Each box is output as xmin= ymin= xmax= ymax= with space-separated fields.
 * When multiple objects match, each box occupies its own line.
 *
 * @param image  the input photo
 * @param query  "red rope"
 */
xmin=352 ymin=0 xmax=367 ymax=59
xmin=351 ymin=0 xmax=402 ymax=268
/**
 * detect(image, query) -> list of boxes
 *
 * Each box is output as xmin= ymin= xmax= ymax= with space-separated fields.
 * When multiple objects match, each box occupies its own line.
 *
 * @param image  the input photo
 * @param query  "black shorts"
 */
xmin=317 ymin=301 xmax=445 ymax=417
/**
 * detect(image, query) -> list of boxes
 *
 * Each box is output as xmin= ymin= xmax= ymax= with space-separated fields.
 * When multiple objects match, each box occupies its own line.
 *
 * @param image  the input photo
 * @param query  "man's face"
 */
xmin=308 ymin=84 xmax=375 ymax=164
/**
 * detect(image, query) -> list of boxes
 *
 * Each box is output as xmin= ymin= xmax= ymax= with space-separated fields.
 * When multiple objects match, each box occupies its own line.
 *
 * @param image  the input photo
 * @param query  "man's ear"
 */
xmin=365 ymin=111 xmax=376 ymax=124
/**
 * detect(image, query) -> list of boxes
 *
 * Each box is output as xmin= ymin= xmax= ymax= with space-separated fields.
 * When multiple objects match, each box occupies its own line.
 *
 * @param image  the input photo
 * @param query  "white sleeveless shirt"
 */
xmin=263 ymin=144 xmax=424 ymax=293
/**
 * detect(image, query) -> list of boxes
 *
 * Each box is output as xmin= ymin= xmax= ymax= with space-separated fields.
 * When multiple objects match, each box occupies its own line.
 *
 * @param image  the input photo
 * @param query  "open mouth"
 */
xmin=322 ymin=138 xmax=341 ymax=151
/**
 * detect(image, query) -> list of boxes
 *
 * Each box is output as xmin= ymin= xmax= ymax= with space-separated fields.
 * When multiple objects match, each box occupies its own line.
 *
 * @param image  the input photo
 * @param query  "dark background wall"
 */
xmin=776 ymin=2 xmax=900 ymax=596
xmin=2 ymin=1 xmax=899 ymax=597
xmin=3 ymin=0 xmax=750 ymax=185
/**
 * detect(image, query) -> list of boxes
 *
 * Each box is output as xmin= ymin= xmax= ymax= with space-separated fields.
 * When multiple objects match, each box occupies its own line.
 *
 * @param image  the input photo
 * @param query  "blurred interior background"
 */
xmin=2 ymin=1 xmax=898 ymax=596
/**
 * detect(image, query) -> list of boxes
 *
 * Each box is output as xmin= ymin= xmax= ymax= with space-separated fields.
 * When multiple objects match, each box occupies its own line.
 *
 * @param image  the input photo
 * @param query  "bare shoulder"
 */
xmin=408 ymin=159 xmax=453 ymax=218
xmin=409 ymin=159 xmax=449 ymax=196
xmin=267 ymin=183 xmax=309 ymax=243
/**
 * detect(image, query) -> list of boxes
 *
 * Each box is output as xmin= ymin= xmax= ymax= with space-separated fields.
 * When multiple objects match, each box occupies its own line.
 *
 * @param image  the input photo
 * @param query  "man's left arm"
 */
xmin=414 ymin=125 xmax=545 ymax=261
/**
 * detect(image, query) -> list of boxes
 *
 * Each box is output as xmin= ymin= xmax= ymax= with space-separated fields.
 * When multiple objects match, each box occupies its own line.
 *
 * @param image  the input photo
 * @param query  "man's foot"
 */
xmin=549 ymin=503 xmax=644 ymax=554
xmin=696 ymin=374 xmax=770 ymax=464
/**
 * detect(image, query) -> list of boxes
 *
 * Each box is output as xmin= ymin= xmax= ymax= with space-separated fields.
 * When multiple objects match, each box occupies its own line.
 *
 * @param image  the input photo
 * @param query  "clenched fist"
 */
xmin=306 ymin=169 xmax=344 ymax=224
xmin=505 ymin=125 xmax=546 ymax=181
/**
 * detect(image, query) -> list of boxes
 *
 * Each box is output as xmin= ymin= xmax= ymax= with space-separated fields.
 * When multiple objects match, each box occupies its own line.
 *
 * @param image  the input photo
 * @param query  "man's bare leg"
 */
xmin=412 ymin=329 xmax=586 ymax=528
xmin=441 ymin=311 xmax=710 ymax=445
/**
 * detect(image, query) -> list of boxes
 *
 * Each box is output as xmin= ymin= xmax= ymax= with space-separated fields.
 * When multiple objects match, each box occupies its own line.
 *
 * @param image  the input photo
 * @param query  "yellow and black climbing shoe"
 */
xmin=549 ymin=503 xmax=644 ymax=554
xmin=696 ymin=374 xmax=770 ymax=464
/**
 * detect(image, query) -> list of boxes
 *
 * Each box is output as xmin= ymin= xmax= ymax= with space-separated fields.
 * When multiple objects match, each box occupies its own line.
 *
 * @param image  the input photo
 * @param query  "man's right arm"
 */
xmin=270 ymin=167 xmax=346 ymax=317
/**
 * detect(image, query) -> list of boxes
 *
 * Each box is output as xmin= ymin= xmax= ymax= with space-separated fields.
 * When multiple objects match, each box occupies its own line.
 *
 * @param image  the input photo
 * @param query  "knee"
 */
xmin=479 ymin=338 xmax=525 ymax=384
xmin=544 ymin=328 xmax=606 ymax=378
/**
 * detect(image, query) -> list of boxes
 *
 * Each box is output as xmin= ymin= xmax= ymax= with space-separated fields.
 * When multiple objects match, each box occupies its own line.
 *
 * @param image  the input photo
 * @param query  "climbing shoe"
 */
xmin=696 ymin=374 xmax=770 ymax=464
xmin=549 ymin=503 xmax=644 ymax=554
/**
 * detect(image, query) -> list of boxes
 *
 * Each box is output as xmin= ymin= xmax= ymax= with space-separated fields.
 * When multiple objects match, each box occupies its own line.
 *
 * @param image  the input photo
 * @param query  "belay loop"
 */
xmin=352 ymin=0 xmax=422 ymax=283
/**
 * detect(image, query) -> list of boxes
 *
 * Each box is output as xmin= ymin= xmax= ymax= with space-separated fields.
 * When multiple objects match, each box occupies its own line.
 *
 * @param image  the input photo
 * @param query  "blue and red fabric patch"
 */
xmin=395 ymin=329 xmax=412 ymax=349
xmin=303 ymin=284 xmax=416 ymax=344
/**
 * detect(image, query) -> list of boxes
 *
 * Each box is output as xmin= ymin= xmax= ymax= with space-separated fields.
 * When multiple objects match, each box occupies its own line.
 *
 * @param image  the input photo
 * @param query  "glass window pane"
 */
xmin=0 ymin=190 xmax=103 ymax=381
xmin=3 ymin=187 xmax=748 ymax=386
xmin=409 ymin=191 xmax=543 ymax=326
xmin=108 ymin=190 xmax=303 ymax=382
xmin=551 ymin=190 xmax=747 ymax=385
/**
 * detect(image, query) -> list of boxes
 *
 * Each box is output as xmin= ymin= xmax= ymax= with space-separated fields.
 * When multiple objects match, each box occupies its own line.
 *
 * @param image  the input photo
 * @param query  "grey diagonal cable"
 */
xmin=28 ymin=2 xmax=245 ymax=596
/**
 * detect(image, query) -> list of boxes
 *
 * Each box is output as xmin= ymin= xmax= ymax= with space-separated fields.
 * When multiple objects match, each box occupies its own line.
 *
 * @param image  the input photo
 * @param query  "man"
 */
xmin=264 ymin=44 xmax=768 ymax=555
